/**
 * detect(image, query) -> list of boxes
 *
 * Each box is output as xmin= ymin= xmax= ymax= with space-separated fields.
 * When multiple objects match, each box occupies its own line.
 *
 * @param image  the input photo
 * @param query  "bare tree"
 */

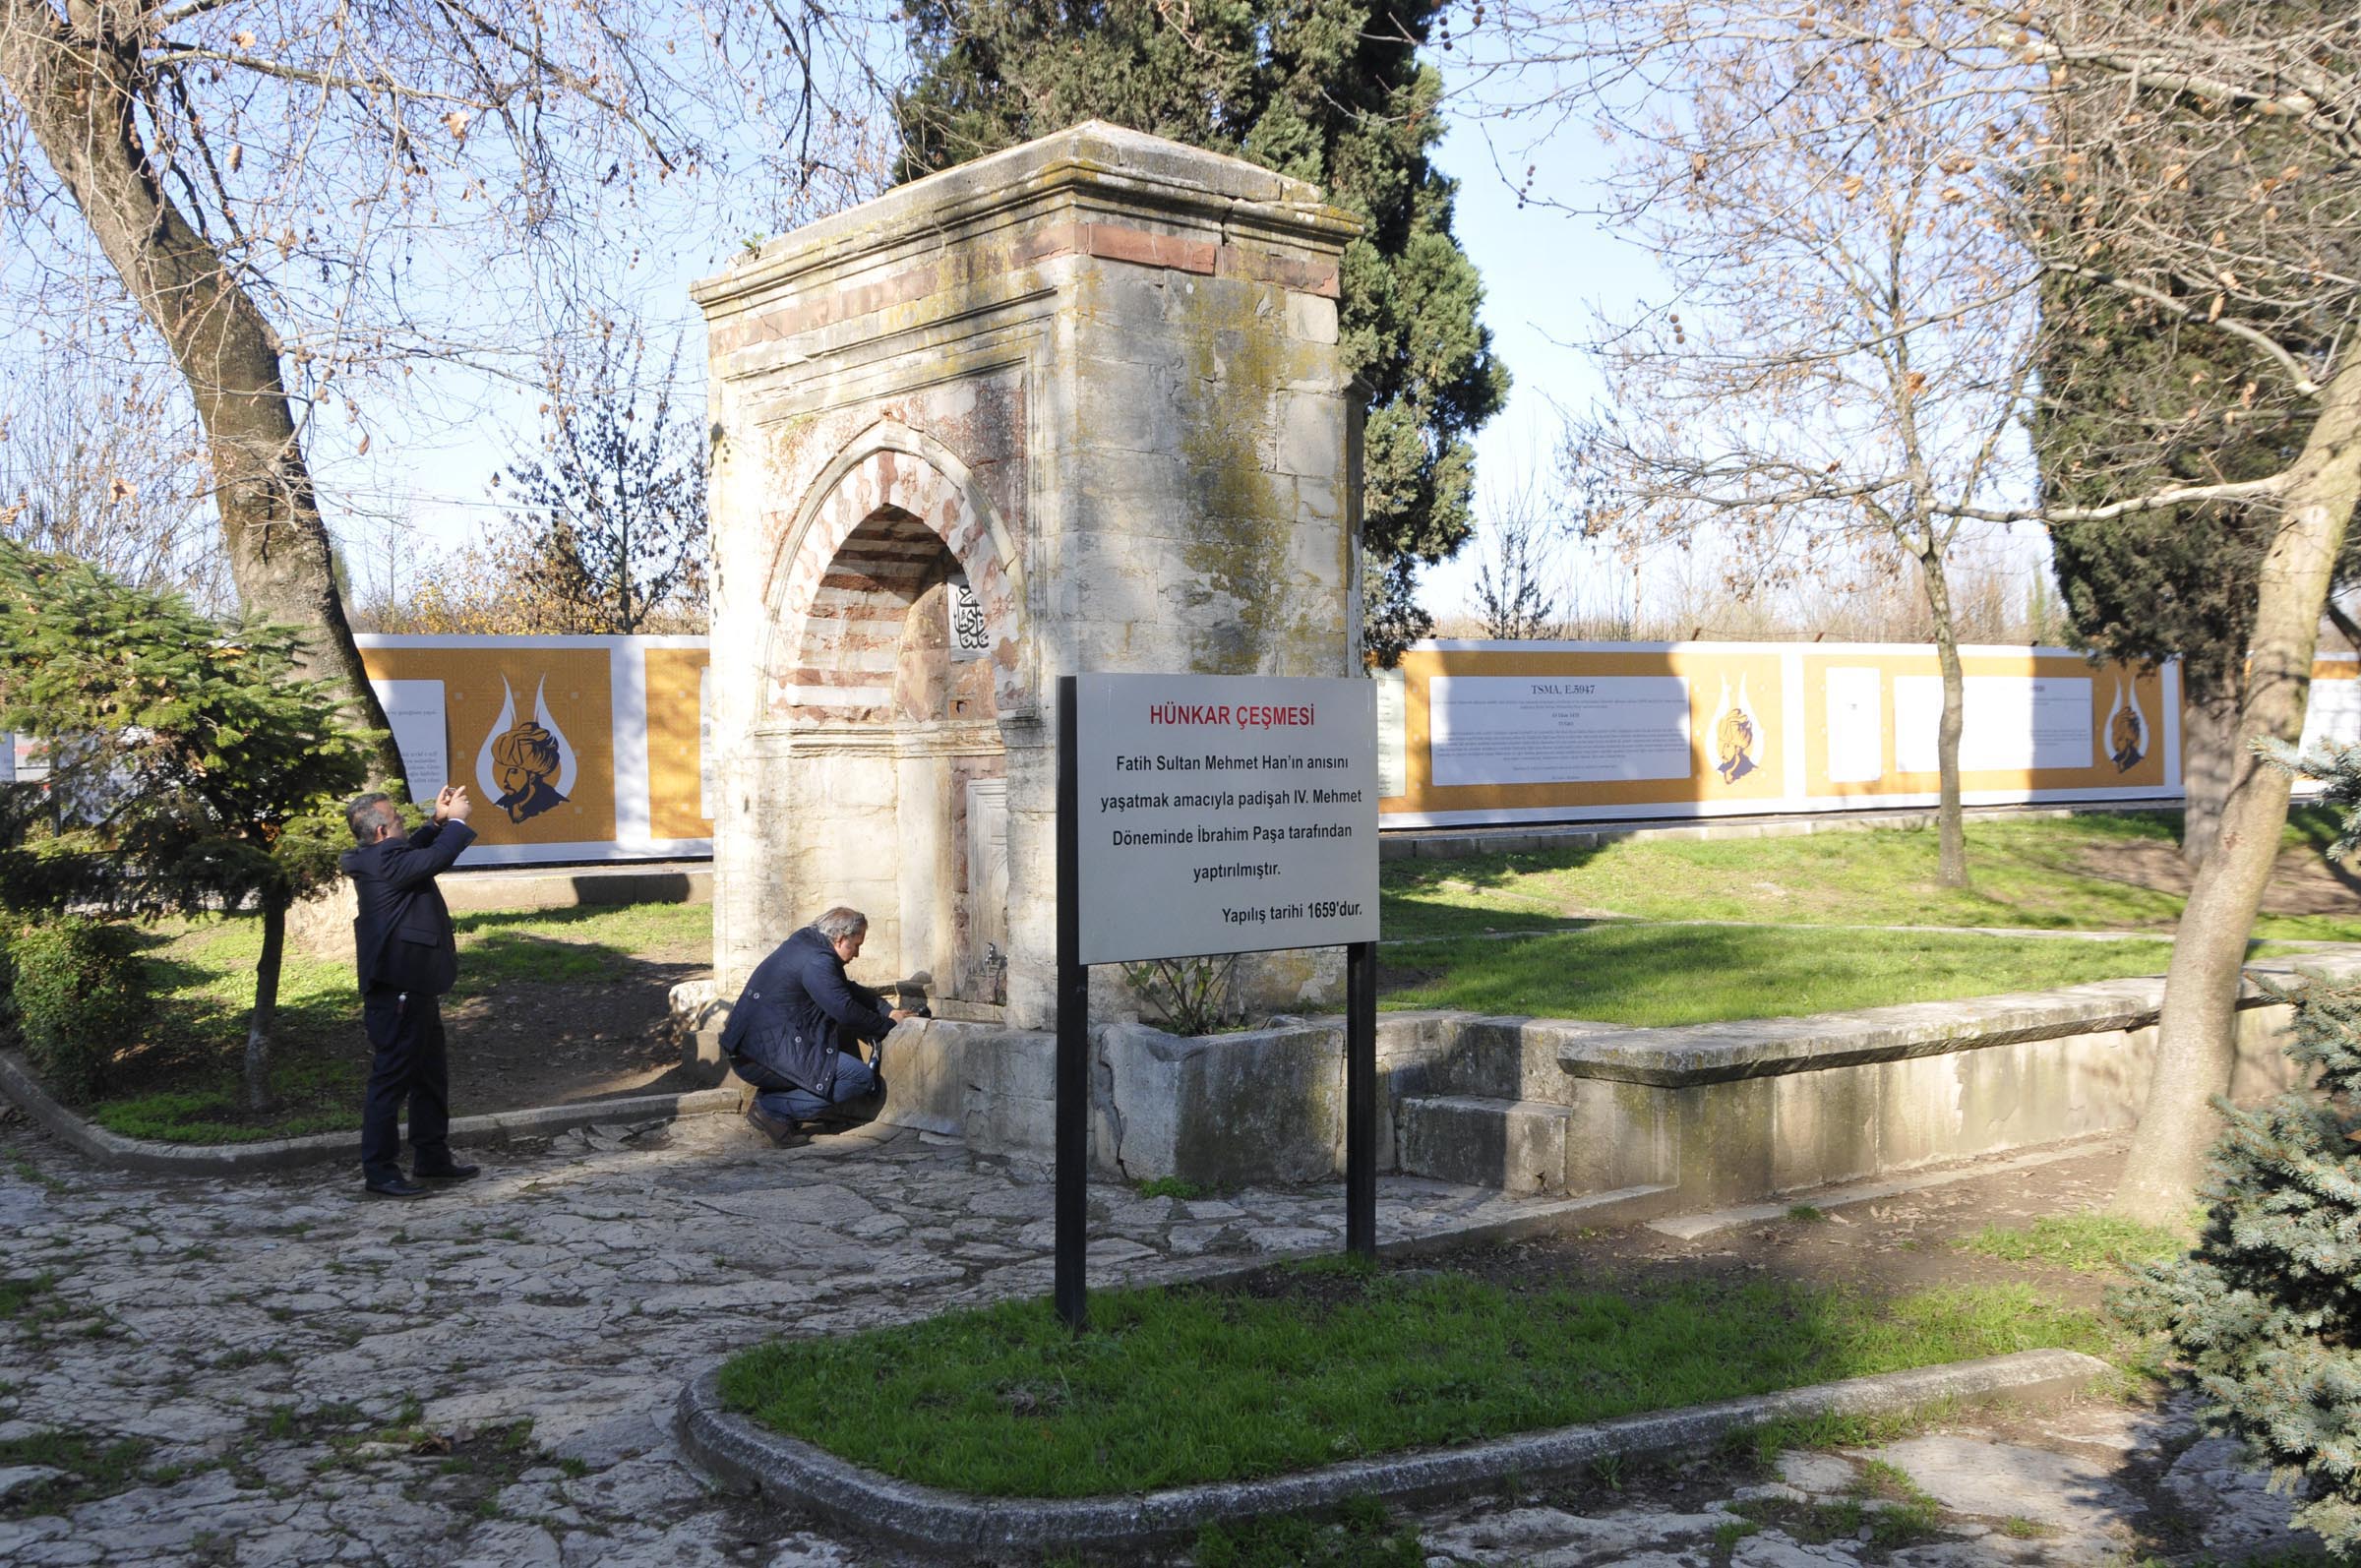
xmin=1553 ymin=0 xmax=2035 ymax=886
xmin=1469 ymin=471 xmax=1565 ymax=638
xmin=0 ymin=0 xmax=891 ymax=784
xmin=1474 ymin=0 xmax=2361 ymax=1220
xmin=0 ymin=358 xmax=225 ymax=607
xmin=498 ymin=327 xmax=707 ymax=634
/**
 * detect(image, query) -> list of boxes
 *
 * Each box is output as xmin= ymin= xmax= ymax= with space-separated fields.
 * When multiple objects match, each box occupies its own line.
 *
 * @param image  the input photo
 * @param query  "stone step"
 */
xmin=1397 ymin=1094 xmax=1572 ymax=1196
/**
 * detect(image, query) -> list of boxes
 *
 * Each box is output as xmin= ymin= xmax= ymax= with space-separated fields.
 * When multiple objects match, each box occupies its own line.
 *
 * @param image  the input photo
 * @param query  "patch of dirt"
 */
xmin=440 ymin=964 xmax=713 ymax=1115
xmin=2074 ymin=837 xmax=2361 ymax=921
xmin=1461 ymin=1143 xmax=2129 ymax=1312
xmin=1219 ymin=1140 xmax=2135 ymax=1319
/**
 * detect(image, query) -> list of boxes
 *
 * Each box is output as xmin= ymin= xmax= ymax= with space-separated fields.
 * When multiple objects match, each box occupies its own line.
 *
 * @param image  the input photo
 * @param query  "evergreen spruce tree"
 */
xmin=0 ymin=543 xmax=379 ymax=1108
xmin=2118 ymin=963 xmax=2361 ymax=1548
xmin=2117 ymin=739 xmax=2361 ymax=1547
xmin=894 ymin=0 xmax=1508 ymax=662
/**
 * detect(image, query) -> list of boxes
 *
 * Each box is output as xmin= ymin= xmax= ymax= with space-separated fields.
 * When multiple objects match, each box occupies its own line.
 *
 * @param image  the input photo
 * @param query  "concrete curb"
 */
xmin=675 ymin=1348 xmax=2108 ymax=1553
xmin=0 ymin=1050 xmax=744 ymax=1176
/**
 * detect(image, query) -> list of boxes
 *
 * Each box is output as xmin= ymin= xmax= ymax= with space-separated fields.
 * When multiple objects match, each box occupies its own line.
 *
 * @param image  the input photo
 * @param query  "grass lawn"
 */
xmin=1954 ymin=1213 xmax=2190 ymax=1275
xmin=1381 ymin=808 xmax=2361 ymax=943
xmin=1378 ymin=924 xmax=2178 ymax=1025
xmin=79 ymin=901 xmax=711 ymax=1143
xmin=718 ymin=1258 xmax=2129 ymax=1498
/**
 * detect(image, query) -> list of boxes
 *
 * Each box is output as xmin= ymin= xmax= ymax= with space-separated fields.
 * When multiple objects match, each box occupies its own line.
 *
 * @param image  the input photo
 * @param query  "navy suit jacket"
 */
xmin=720 ymin=926 xmax=895 ymax=1095
xmin=341 ymin=819 xmax=477 ymax=995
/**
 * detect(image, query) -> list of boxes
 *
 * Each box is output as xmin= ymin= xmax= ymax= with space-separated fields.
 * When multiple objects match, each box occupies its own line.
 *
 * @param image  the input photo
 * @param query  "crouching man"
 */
xmin=722 ymin=906 xmax=913 ymax=1144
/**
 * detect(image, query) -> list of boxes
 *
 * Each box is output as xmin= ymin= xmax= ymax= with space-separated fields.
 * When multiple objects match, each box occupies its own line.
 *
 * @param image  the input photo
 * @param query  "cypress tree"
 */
xmin=2030 ymin=29 xmax=2361 ymax=865
xmin=894 ymin=0 xmax=1509 ymax=662
xmin=2033 ymin=274 xmax=2355 ymax=866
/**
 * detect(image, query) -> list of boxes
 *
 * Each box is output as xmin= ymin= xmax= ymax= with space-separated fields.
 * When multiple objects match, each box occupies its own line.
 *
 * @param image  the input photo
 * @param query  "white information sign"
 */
xmin=1375 ymin=668 xmax=1408 ymax=800
xmin=1073 ymin=673 xmax=1379 ymax=965
xmin=1825 ymin=667 xmax=1884 ymax=784
xmin=10 ymin=732 xmax=48 ymax=782
xmin=368 ymin=679 xmax=450 ymax=799
xmin=1894 ymin=676 xmax=2092 ymax=775
xmin=1428 ymin=675 xmax=1692 ymax=787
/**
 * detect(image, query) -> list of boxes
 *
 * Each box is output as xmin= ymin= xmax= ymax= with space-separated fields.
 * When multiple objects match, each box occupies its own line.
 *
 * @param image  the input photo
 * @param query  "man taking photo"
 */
xmin=343 ymin=784 xmax=480 ymax=1198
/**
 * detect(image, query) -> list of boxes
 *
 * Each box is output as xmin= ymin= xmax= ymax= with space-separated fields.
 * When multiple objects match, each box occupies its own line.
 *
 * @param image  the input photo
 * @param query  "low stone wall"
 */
xmin=835 ymin=956 xmax=2361 ymax=1209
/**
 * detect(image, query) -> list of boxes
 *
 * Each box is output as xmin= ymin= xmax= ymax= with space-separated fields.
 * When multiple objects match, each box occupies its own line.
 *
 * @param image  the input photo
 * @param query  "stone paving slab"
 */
xmin=0 ymin=1109 xmax=1679 ymax=1566
xmin=0 ymin=1112 xmax=2328 ymax=1566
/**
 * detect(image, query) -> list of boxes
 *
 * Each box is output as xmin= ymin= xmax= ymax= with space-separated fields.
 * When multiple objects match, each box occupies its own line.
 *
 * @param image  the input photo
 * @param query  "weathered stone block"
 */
xmin=1275 ymin=392 xmax=1343 ymax=481
xmin=1562 ymin=1077 xmax=1676 ymax=1193
xmin=1769 ymin=1064 xmax=1879 ymax=1193
xmin=870 ymin=1019 xmax=968 ymax=1137
xmin=1286 ymin=291 xmax=1339 ymax=344
xmin=1096 ymin=1020 xmax=1345 ymax=1185
xmin=1398 ymin=1095 xmax=1570 ymax=1195
xmin=959 ymin=1026 xmax=1058 ymax=1161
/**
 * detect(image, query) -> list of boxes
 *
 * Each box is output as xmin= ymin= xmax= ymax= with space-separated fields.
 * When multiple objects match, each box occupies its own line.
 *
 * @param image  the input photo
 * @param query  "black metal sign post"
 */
xmin=1053 ymin=673 xmax=1379 ymax=1332
xmin=1056 ymin=675 xmax=1089 ymax=1331
xmin=1346 ymin=936 xmax=1377 ymax=1260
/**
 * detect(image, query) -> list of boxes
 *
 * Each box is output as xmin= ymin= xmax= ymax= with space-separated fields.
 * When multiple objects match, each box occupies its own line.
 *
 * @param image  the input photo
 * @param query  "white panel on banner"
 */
xmin=2301 ymin=677 xmax=2361 ymax=757
xmin=1429 ymin=675 xmax=1692 ymax=787
xmin=368 ymin=680 xmax=450 ymax=798
xmin=698 ymin=664 xmax=716 ymax=820
xmin=1894 ymin=676 xmax=2091 ymax=774
xmin=1825 ymin=667 xmax=1884 ymax=783
xmin=1375 ymin=668 xmax=1407 ymax=800
xmin=1073 ymin=674 xmax=1379 ymax=965
xmin=10 ymin=733 xmax=46 ymax=781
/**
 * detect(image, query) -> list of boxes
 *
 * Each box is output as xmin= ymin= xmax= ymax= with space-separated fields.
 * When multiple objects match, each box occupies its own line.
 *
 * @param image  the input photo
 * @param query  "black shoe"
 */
xmin=744 ymin=1105 xmax=805 ymax=1146
xmin=365 ymin=1176 xmax=431 ymax=1199
xmin=412 ymin=1161 xmax=480 ymax=1182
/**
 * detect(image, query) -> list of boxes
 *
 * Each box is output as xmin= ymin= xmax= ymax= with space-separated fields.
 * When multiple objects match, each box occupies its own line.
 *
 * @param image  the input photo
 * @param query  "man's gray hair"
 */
xmin=813 ymin=906 xmax=869 ymax=942
xmin=345 ymin=793 xmax=399 ymax=843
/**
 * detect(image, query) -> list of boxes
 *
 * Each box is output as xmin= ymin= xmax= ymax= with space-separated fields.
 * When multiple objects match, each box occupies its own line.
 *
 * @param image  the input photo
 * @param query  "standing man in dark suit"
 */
xmin=343 ymin=785 xmax=480 ymax=1197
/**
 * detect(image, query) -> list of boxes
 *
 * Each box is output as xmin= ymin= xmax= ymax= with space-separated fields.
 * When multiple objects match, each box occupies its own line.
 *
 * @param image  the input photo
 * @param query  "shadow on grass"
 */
xmin=60 ymin=904 xmax=710 ymax=1144
xmin=447 ymin=903 xmax=709 ymax=995
xmin=1375 ymin=924 xmax=2179 ymax=1026
xmin=717 ymin=1253 xmax=2125 ymax=1501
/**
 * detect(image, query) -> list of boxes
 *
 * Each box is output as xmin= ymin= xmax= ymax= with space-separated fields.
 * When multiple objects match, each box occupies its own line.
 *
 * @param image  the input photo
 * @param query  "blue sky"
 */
xmin=310 ymin=64 xmax=1654 ymax=626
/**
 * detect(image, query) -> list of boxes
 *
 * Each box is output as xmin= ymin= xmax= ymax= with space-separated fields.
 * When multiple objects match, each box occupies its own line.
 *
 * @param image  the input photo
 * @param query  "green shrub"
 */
xmin=2117 ymin=974 xmax=2361 ymax=1549
xmin=0 ymin=924 xmax=19 ymax=1047
xmin=8 ymin=918 xmax=147 ymax=1101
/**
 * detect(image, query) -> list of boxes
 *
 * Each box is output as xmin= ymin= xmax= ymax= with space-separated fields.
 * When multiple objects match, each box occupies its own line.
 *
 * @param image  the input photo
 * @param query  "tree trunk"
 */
xmin=244 ymin=896 xmax=288 ymax=1111
xmin=2113 ymin=359 xmax=2361 ymax=1225
xmin=1919 ymin=546 xmax=1971 ymax=887
xmin=2179 ymin=676 xmax=2243 ymax=871
xmin=0 ymin=4 xmax=404 ymax=796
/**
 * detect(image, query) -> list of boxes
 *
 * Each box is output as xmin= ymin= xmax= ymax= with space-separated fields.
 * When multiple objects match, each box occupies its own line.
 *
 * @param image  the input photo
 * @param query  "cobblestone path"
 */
xmin=0 ymin=1115 xmax=2323 ymax=1566
xmin=0 ymin=1114 xmax=1592 ymax=1566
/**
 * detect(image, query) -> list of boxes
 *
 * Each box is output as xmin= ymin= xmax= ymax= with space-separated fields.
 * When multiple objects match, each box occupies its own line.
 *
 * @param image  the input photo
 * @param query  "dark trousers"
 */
xmin=732 ymin=1048 xmax=882 ymax=1128
xmin=360 ymin=986 xmax=453 ymax=1183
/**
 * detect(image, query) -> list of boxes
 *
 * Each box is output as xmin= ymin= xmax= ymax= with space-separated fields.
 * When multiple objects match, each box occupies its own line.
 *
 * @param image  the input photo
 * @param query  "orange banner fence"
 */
xmin=8 ymin=637 xmax=2358 ymax=851
xmin=353 ymin=634 xmax=711 ymax=865
xmin=1377 ymin=639 xmax=2219 ymax=828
